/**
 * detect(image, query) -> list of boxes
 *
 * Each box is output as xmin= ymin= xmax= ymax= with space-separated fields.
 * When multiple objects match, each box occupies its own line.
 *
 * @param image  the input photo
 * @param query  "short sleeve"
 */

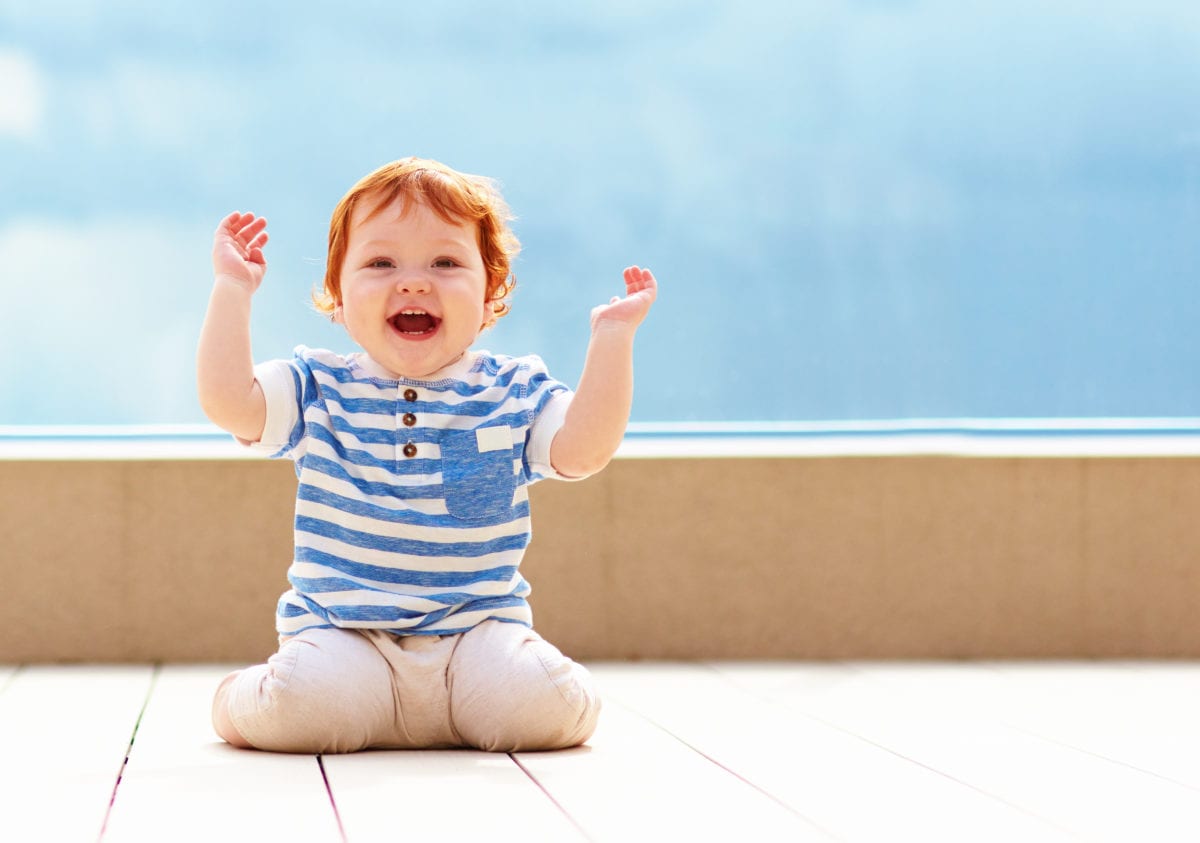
xmin=240 ymin=357 xmax=305 ymax=460
xmin=525 ymin=390 xmax=577 ymax=480
xmin=521 ymin=355 xmax=590 ymax=482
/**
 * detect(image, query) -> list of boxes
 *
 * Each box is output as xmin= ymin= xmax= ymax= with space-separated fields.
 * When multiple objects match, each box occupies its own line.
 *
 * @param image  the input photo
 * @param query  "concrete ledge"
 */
xmin=3 ymin=441 xmax=1200 ymax=662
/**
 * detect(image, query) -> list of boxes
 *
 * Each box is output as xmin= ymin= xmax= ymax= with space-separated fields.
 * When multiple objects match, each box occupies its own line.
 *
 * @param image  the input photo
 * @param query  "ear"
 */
xmin=332 ymin=304 xmax=345 ymax=325
xmin=480 ymin=301 xmax=500 ymax=331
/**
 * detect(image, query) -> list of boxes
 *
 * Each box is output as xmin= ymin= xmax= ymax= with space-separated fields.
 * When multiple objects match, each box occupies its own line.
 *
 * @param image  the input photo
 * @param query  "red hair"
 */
xmin=315 ymin=157 xmax=520 ymax=322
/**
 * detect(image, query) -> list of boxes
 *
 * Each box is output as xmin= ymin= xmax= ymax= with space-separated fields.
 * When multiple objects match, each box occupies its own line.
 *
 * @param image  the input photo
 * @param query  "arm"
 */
xmin=550 ymin=266 xmax=658 ymax=478
xmin=197 ymin=212 xmax=270 ymax=443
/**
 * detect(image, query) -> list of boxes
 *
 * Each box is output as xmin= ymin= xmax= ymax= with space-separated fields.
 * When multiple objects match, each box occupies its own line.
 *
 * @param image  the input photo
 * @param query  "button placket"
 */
xmin=401 ymin=386 xmax=419 ymax=458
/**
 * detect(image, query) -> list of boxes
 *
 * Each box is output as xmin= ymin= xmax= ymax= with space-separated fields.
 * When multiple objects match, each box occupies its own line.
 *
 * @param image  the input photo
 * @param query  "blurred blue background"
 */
xmin=2 ymin=1 xmax=1198 ymax=425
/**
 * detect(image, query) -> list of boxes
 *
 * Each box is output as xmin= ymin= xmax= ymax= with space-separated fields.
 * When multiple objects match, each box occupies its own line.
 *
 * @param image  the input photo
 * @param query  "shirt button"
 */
xmin=403 ymin=442 xmax=417 ymax=458
xmin=403 ymin=388 xmax=418 ymax=402
xmin=402 ymin=413 xmax=417 ymax=427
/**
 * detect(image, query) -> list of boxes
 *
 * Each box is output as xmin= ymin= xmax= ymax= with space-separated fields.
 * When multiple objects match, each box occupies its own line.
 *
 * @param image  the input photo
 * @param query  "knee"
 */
xmin=220 ymin=640 xmax=329 ymax=753
xmin=219 ymin=632 xmax=389 ymax=753
xmin=527 ymin=663 xmax=601 ymax=750
xmin=450 ymin=624 xmax=601 ymax=752
xmin=211 ymin=670 xmax=253 ymax=748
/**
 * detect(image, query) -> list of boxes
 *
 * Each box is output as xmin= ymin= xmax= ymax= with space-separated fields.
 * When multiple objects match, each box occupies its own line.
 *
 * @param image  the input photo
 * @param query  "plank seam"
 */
xmin=710 ymin=672 xmax=1076 ymax=838
xmin=1002 ymin=720 xmax=1200 ymax=795
xmin=691 ymin=665 xmax=1075 ymax=838
xmin=97 ymin=664 xmax=160 ymax=842
xmin=316 ymin=754 xmax=349 ymax=843
xmin=509 ymin=753 xmax=596 ymax=843
xmin=607 ymin=697 xmax=841 ymax=841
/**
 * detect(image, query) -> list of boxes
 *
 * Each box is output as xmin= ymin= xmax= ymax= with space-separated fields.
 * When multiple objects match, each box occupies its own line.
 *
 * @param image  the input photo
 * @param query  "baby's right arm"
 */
xmin=197 ymin=212 xmax=270 ymax=443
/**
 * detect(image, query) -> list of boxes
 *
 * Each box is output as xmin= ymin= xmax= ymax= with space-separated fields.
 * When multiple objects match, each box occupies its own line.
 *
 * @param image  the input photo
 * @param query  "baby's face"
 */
xmin=336 ymin=194 xmax=488 ymax=379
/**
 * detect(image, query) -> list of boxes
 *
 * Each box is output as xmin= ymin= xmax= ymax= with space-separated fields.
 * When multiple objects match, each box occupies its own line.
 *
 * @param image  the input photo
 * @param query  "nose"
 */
xmin=396 ymin=271 xmax=431 ymax=295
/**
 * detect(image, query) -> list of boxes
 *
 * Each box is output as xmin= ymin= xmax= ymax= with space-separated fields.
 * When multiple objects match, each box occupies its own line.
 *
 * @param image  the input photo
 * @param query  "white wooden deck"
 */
xmin=3 ymin=661 xmax=1200 ymax=842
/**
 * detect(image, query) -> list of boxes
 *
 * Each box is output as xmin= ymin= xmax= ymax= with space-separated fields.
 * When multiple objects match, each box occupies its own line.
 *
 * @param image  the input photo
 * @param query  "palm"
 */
xmin=591 ymin=266 xmax=657 ymax=328
xmin=212 ymin=212 xmax=269 ymax=290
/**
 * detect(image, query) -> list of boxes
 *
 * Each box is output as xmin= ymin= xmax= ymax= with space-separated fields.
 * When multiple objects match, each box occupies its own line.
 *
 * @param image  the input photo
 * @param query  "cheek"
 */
xmin=334 ymin=289 xmax=365 ymax=327
xmin=338 ymin=279 xmax=369 ymax=309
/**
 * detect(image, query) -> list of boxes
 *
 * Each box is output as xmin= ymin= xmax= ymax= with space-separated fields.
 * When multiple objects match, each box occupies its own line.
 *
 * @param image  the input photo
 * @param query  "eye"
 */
xmin=432 ymin=257 xmax=459 ymax=269
xmin=368 ymin=258 xmax=394 ymax=269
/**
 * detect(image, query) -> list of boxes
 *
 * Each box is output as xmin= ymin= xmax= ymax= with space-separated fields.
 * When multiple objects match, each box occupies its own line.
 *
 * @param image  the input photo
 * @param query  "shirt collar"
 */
xmin=351 ymin=350 xmax=480 ymax=384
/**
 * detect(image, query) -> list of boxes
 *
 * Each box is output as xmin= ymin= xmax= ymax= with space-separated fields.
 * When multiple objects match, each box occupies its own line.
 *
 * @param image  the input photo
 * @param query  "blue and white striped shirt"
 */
xmin=248 ymin=346 xmax=578 ymax=637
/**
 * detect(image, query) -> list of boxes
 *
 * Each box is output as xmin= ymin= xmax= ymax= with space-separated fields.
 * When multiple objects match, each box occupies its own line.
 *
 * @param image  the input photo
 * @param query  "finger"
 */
xmin=219 ymin=212 xmax=257 ymax=239
xmin=624 ymin=267 xmax=644 ymax=295
xmin=626 ymin=275 xmax=656 ymax=306
xmin=217 ymin=211 xmax=244 ymax=236
xmin=624 ymin=266 xmax=654 ymax=294
xmin=638 ymin=268 xmax=657 ymax=293
xmin=236 ymin=216 xmax=267 ymax=243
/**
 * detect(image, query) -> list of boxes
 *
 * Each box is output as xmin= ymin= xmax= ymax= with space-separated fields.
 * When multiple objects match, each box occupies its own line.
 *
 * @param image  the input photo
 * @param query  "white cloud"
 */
xmin=0 ymin=216 xmax=211 ymax=423
xmin=0 ymin=49 xmax=45 ymax=140
xmin=63 ymin=60 xmax=253 ymax=151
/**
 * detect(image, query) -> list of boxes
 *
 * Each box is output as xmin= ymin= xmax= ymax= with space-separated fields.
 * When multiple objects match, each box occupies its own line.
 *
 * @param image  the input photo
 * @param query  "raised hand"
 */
xmin=212 ymin=211 xmax=269 ymax=292
xmin=590 ymin=265 xmax=658 ymax=331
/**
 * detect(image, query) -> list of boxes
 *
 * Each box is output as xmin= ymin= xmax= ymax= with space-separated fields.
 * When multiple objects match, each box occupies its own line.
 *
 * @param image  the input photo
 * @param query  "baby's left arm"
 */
xmin=550 ymin=266 xmax=658 ymax=478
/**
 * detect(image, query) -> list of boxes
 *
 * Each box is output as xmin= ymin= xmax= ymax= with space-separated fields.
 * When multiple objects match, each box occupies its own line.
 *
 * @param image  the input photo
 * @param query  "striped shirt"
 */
xmin=247 ymin=345 xmax=578 ymax=637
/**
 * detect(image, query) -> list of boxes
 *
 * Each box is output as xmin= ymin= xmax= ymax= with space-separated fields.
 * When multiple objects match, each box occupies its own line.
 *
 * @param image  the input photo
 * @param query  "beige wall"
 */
xmin=3 ymin=455 xmax=1199 ymax=662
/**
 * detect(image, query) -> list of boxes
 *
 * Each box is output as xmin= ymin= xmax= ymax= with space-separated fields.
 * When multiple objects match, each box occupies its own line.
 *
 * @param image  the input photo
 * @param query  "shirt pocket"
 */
xmin=440 ymin=426 xmax=518 ymax=522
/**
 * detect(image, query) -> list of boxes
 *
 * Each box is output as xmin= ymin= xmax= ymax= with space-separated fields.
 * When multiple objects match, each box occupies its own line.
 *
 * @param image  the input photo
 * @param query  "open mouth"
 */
xmin=389 ymin=309 xmax=441 ymax=336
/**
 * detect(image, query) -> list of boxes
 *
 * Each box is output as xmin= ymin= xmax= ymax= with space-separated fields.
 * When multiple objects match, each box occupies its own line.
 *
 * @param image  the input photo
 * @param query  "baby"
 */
xmin=198 ymin=157 xmax=656 ymax=753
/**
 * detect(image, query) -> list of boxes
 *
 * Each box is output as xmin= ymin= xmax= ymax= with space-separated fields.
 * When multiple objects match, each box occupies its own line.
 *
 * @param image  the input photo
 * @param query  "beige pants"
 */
xmin=212 ymin=620 xmax=600 ymax=754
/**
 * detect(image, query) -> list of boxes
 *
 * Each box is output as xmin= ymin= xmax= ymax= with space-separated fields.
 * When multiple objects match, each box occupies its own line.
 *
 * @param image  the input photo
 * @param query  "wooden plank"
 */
xmin=11 ymin=660 xmax=1198 ymax=841
xmin=514 ymin=682 xmax=832 ymax=842
xmin=0 ymin=665 xmax=154 ymax=841
xmin=591 ymin=663 xmax=1068 ymax=841
xmin=103 ymin=665 xmax=343 ymax=842
xmin=951 ymin=662 xmax=1200 ymax=791
xmin=322 ymin=750 xmax=584 ymax=842
xmin=741 ymin=661 xmax=1200 ymax=842
xmin=701 ymin=660 xmax=860 ymax=700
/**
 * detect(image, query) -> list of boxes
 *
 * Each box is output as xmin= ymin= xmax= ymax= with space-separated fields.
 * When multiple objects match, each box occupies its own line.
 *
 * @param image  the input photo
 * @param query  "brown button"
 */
xmin=402 ymin=413 xmax=417 ymax=427
xmin=403 ymin=442 xmax=417 ymax=458
xmin=403 ymin=388 xmax=418 ymax=402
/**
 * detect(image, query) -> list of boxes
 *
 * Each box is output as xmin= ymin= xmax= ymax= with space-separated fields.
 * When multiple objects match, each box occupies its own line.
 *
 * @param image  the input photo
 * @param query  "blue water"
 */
xmin=2 ymin=2 xmax=1198 ymax=425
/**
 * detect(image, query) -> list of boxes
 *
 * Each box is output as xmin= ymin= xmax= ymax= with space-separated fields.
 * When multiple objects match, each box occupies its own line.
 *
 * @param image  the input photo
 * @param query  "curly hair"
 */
xmin=314 ymin=157 xmax=520 ymax=324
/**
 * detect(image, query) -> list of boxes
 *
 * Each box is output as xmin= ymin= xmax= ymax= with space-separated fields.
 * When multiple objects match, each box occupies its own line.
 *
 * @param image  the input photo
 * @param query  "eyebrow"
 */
xmin=354 ymin=237 xmax=476 ymax=252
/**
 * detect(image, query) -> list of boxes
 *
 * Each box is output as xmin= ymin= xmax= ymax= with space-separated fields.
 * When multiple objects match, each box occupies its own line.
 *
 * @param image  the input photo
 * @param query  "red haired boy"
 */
xmin=198 ymin=157 xmax=656 ymax=752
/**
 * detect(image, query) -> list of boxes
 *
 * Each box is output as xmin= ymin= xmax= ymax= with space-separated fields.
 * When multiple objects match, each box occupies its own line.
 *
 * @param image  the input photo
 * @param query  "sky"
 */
xmin=2 ymin=1 xmax=1199 ymax=424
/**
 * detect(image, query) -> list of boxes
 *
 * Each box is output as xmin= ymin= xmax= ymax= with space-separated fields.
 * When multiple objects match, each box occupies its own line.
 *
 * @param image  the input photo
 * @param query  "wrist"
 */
xmin=589 ymin=316 xmax=640 ymax=340
xmin=213 ymin=273 xmax=257 ymax=295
